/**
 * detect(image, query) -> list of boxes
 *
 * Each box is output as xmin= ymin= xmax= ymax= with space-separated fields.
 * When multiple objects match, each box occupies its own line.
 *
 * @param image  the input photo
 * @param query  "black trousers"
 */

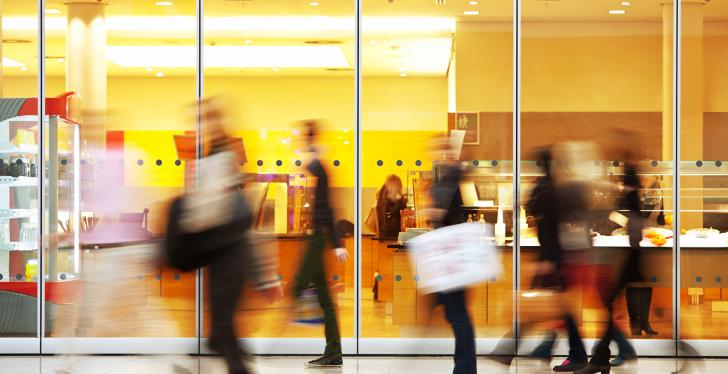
xmin=438 ymin=290 xmax=477 ymax=374
xmin=626 ymin=287 xmax=653 ymax=330
xmin=294 ymin=234 xmax=342 ymax=356
xmin=209 ymin=245 xmax=247 ymax=374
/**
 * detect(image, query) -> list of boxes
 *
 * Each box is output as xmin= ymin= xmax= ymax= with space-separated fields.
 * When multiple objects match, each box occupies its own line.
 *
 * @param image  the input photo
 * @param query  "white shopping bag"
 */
xmin=408 ymin=222 xmax=501 ymax=294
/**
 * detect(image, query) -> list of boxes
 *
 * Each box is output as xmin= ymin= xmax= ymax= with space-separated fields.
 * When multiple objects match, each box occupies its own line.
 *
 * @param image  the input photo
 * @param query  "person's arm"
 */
xmin=429 ymin=165 xmax=460 ymax=225
xmin=309 ymin=158 xmax=347 ymax=260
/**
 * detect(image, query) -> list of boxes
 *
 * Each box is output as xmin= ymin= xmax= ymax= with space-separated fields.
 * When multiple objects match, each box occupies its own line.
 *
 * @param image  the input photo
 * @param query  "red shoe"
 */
xmin=554 ymin=358 xmax=587 ymax=372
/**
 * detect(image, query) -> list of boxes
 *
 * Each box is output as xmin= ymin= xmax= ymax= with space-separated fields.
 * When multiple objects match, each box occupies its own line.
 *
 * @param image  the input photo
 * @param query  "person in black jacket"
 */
xmin=426 ymin=135 xmax=476 ymax=374
xmin=294 ymin=120 xmax=349 ymax=368
xmin=376 ymin=174 xmax=408 ymax=238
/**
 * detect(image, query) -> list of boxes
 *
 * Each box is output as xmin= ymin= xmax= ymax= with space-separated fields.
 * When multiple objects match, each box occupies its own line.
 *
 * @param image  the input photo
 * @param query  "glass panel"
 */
xmin=44 ymin=0 xmax=197 ymax=338
xmin=679 ymin=1 xmax=728 ymax=340
xmin=521 ymin=0 xmax=674 ymax=348
xmin=361 ymin=0 xmax=513 ymax=341
xmin=202 ymin=1 xmax=356 ymax=342
xmin=0 ymin=0 xmax=40 ymax=338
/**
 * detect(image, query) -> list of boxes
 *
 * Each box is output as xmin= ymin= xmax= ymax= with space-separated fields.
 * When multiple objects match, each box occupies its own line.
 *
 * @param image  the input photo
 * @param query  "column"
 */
xmin=65 ymin=0 xmax=107 ymax=147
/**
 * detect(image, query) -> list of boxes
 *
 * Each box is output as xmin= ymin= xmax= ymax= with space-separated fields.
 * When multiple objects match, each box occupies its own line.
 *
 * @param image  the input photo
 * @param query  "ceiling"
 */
xmin=2 ymin=0 xmax=728 ymax=79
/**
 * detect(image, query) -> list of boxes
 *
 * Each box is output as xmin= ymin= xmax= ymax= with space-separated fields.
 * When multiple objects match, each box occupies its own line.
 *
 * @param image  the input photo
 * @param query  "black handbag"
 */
xmin=164 ymin=193 xmax=252 ymax=272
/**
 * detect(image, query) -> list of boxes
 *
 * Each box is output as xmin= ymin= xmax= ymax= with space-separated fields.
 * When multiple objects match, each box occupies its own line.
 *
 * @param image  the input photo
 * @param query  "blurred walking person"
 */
xmin=294 ymin=120 xmax=349 ymax=368
xmin=426 ymin=134 xmax=476 ymax=374
xmin=165 ymin=97 xmax=281 ymax=374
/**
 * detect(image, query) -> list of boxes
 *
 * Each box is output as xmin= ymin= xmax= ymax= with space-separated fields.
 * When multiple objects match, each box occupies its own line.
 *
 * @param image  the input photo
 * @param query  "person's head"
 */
xmin=200 ymin=96 xmax=231 ymax=155
xmin=430 ymin=133 xmax=460 ymax=162
xmin=380 ymin=174 xmax=403 ymax=201
xmin=535 ymin=146 xmax=553 ymax=176
xmin=301 ymin=119 xmax=320 ymax=149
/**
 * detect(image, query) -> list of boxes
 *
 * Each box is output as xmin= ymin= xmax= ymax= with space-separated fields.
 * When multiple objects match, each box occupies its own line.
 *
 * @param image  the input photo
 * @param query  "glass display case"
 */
xmin=0 ymin=93 xmax=81 ymax=337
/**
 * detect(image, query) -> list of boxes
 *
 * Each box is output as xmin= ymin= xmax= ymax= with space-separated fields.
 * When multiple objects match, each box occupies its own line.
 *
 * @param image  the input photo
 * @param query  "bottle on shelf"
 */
xmin=478 ymin=214 xmax=486 ymax=224
xmin=467 ymin=214 xmax=473 ymax=223
xmin=495 ymin=207 xmax=506 ymax=246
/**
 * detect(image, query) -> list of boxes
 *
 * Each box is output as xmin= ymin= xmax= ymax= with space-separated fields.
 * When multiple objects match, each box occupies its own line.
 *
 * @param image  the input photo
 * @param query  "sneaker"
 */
xmin=306 ymin=354 xmax=343 ymax=368
xmin=553 ymin=358 xmax=587 ymax=372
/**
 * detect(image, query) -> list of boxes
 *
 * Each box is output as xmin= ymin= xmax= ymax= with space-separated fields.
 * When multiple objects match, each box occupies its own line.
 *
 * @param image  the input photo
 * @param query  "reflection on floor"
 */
xmin=1 ymin=355 xmax=719 ymax=374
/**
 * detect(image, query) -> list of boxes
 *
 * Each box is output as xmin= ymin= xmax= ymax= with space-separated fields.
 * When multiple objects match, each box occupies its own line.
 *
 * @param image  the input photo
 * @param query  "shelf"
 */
xmin=0 ymin=242 xmax=37 ymax=251
xmin=0 ymin=176 xmax=37 ymax=187
xmin=0 ymin=209 xmax=35 ymax=220
xmin=0 ymin=145 xmax=38 ymax=155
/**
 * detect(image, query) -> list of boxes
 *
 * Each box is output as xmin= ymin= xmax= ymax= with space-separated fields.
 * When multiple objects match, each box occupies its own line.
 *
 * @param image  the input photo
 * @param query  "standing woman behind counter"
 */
xmin=376 ymin=174 xmax=408 ymax=239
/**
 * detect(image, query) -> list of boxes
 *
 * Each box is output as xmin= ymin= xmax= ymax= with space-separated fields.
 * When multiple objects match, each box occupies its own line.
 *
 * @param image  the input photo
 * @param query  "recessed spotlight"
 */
xmin=469 ymin=1 xmax=479 ymax=5
xmin=621 ymin=1 xmax=631 ymax=5
xmin=310 ymin=1 xmax=319 ymax=6
xmin=463 ymin=11 xmax=480 ymax=15
xmin=155 ymin=1 xmax=173 ymax=6
xmin=608 ymin=9 xmax=626 ymax=15
xmin=400 ymin=72 xmax=407 ymax=77
xmin=20 ymin=67 xmax=28 ymax=71
xmin=244 ymin=40 xmax=253 ymax=45
xmin=45 ymin=8 xmax=61 ymax=15
xmin=56 ymin=58 xmax=65 ymax=63
xmin=399 ymin=67 xmax=407 ymax=72
xmin=156 ymin=72 xmax=164 ymax=77
xmin=146 ymin=67 xmax=153 ymax=72
xmin=272 ymin=68 xmax=280 ymax=72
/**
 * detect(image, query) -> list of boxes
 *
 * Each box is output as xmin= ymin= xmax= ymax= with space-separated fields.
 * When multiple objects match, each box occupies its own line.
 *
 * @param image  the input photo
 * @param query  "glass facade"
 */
xmin=0 ymin=0 xmax=724 ymax=356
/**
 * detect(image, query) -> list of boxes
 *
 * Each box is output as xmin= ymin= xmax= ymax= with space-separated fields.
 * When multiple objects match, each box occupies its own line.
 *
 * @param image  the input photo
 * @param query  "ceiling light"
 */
xmin=107 ymin=45 xmax=350 ymax=68
xmin=608 ymin=9 xmax=626 ymax=15
xmin=1 ymin=57 xmax=24 ymax=67
xmin=400 ymin=72 xmax=407 ymax=77
xmin=310 ymin=1 xmax=319 ymax=6
xmin=469 ymin=1 xmax=479 ymax=5
xmin=156 ymin=72 xmax=164 ymax=77
xmin=272 ymin=68 xmax=280 ymax=72
xmin=146 ymin=67 xmax=153 ymax=71
xmin=155 ymin=1 xmax=173 ymax=6
xmin=621 ymin=1 xmax=631 ymax=5
xmin=45 ymin=8 xmax=62 ymax=15
xmin=20 ymin=67 xmax=28 ymax=71
xmin=56 ymin=58 xmax=65 ymax=63
xmin=399 ymin=67 xmax=407 ymax=72
xmin=244 ymin=40 xmax=253 ymax=44
xmin=463 ymin=11 xmax=480 ymax=15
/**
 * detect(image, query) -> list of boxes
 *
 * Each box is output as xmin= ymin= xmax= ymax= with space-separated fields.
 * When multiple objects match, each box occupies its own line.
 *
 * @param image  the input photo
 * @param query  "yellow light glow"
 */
xmin=463 ymin=11 xmax=480 ymax=16
xmin=107 ymin=45 xmax=350 ymax=68
xmin=155 ymin=1 xmax=174 ymax=6
xmin=45 ymin=8 xmax=62 ymax=15
xmin=1 ymin=57 xmax=25 ymax=67
xmin=609 ymin=9 xmax=626 ymax=15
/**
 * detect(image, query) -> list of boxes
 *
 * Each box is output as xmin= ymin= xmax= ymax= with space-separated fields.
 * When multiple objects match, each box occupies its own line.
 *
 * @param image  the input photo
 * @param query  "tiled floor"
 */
xmin=0 ymin=356 xmax=722 ymax=374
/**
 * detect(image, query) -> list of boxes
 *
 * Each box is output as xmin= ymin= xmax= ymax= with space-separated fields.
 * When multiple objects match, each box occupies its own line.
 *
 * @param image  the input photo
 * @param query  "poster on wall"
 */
xmin=449 ymin=112 xmax=479 ymax=145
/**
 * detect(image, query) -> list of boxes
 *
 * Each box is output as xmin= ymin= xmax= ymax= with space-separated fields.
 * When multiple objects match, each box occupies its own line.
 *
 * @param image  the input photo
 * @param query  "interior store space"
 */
xmin=0 ymin=0 xmax=728 ymax=357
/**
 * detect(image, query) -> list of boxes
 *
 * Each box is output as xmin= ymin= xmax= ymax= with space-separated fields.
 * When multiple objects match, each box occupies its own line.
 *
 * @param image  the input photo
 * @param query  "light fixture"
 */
xmin=310 ymin=1 xmax=320 ymax=6
xmin=56 ymin=58 xmax=65 ymax=63
xmin=146 ymin=67 xmax=153 ymax=71
xmin=621 ymin=1 xmax=631 ymax=5
xmin=244 ymin=40 xmax=253 ymax=44
xmin=20 ymin=67 xmax=28 ymax=71
xmin=399 ymin=67 xmax=407 ymax=72
xmin=463 ymin=11 xmax=480 ymax=15
xmin=1 ymin=57 xmax=24 ymax=67
xmin=400 ymin=72 xmax=407 ymax=77
xmin=45 ymin=8 xmax=62 ymax=15
xmin=608 ymin=9 xmax=626 ymax=15
xmin=469 ymin=1 xmax=479 ymax=5
xmin=107 ymin=45 xmax=350 ymax=68
xmin=156 ymin=72 xmax=164 ymax=77
xmin=155 ymin=1 xmax=173 ymax=6
xmin=272 ymin=67 xmax=280 ymax=72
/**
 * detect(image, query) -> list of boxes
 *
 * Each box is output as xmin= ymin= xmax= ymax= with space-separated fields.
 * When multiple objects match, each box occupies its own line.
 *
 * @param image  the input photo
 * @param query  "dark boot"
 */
xmin=575 ymin=363 xmax=610 ymax=374
xmin=626 ymin=288 xmax=641 ymax=336
xmin=640 ymin=288 xmax=658 ymax=335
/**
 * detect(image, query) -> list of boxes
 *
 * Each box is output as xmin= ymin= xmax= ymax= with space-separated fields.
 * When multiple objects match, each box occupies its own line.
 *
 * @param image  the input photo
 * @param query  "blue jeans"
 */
xmin=438 ymin=290 xmax=477 ymax=374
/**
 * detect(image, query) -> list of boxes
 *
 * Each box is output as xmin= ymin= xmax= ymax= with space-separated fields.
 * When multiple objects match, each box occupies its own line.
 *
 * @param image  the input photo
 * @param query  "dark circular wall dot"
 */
xmin=333 ymin=274 xmax=340 ymax=281
xmin=295 ymin=160 xmax=302 ymax=167
xmin=472 ymin=160 xmax=479 ymax=167
xmin=696 ymin=160 xmax=703 ymax=167
xmin=60 ymin=159 xmax=68 ymax=166
xmin=333 ymin=160 xmax=340 ymax=167
xmin=717 ymin=276 xmax=722 ymax=284
xmin=414 ymin=275 xmax=420 ymax=282
xmin=651 ymin=160 xmax=658 ymax=167
xmin=0 ymin=274 xmax=4 ymax=280
xmin=491 ymin=160 xmax=498 ymax=166
xmin=490 ymin=276 xmax=496 ymax=282
xmin=696 ymin=276 xmax=703 ymax=283
xmin=137 ymin=159 xmax=144 ymax=166
xmin=60 ymin=273 xmax=67 ymax=280
xmin=415 ymin=160 xmax=422 ymax=167
xmin=651 ymin=276 xmax=658 ymax=283
xmin=256 ymin=160 xmax=263 ymax=166
xmin=396 ymin=160 xmax=403 ymax=167
xmin=81 ymin=160 xmax=87 ymax=165
xmin=15 ymin=274 xmax=22 ymax=280
xmin=276 ymin=160 xmax=283 ymax=166
xmin=612 ymin=161 xmax=620 ymax=167
xmin=174 ymin=274 xmax=181 ymax=281
xmin=716 ymin=161 xmax=723 ymax=167
xmin=137 ymin=275 xmax=144 ymax=280
xmin=155 ymin=159 xmax=162 ymax=166
xmin=155 ymin=274 xmax=161 ymax=281
xmin=175 ymin=160 xmax=182 ymax=166
xmin=536 ymin=160 xmax=543 ymax=167
xmin=376 ymin=160 xmax=383 ymax=167
xmin=376 ymin=275 xmax=383 ymax=282
xmin=594 ymin=161 xmax=600 ymax=167
xmin=278 ymin=274 xmax=283 ymax=280
xmin=395 ymin=275 xmax=402 ymax=282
